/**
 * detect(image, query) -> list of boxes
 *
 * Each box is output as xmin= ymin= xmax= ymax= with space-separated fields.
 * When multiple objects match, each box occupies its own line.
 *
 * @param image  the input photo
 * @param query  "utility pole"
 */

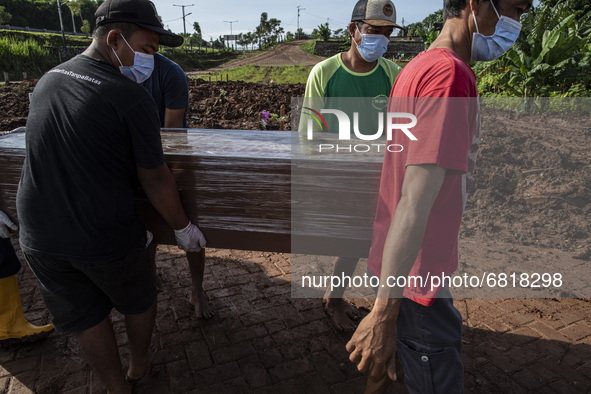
xmin=173 ymin=4 xmax=194 ymax=37
xmin=296 ymin=6 xmax=305 ymax=40
xmin=56 ymin=0 xmax=67 ymax=54
xmin=70 ymin=7 xmax=76 ymax=33
xmin=223 ymin=20 xmax=238 ymax=50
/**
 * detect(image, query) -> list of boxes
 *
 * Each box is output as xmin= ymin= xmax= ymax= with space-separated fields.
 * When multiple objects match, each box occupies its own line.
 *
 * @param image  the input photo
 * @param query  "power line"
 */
xmin=223 ymin=20 xmax=238 ymax=36
xmin=223 ymin=20 xmax=238 ymax=49
xmin=296 ymin=5 xmax=305 ymax=39
xmin=173 ymin=3 xmax=194 ymax=36
xmin=163 ymin=16 xmax=185 ymax=23
xmin=301 ymin=11 xmax=348 ymax=26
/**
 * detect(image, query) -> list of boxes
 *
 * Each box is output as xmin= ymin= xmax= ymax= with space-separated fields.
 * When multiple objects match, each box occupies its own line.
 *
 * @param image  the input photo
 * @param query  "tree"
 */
xmin=81 ymin=19 xmax=91 ymax=36
xmin=406 ymin=9 xmax=443 ymax=47
xmin=539 ymin=0 xmax=591 ymax=16
xmin=193 ymin=21 xmax=201 ymax=36
xmin=255 ymin=12 xmax=282 ymax=47
xmin=256 ymin=12 xmax=271 ymax=46
xmin=268 ymin=18 xmax=281 ymax=43
xmin=192 ymin=21 xmax=205 ymax=49
xmin=275 ymin=26 xmax=284 ymax=42
xmin=296 ymin=28 xmax=305 ymax=40
xmin=67 ymin=0 xmax=83 ymax=31
xmin=237 ymin=32 xmax=255 ymax=51
xmin=317 ymin=23 xmax=331 ymax=41
xmin=211 ymin=36 xmax=224 ymax=49
xmin=0 ymin=0 xmax=99 ymax=30
xmin=473 ymin=0 xmax=591 ymax=99
xmin=0 ymin=6 xmax=12 ymax=24
xmin=422 ymin=9 xmax=443 ymax=30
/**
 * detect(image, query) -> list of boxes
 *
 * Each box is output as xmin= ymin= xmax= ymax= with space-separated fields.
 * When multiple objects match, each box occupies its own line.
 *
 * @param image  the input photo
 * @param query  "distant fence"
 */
xmin=43 ymin=46 xmax=86 ymax=59
xmin=314 ymin=39 xmax=425 ymax=60
xmin=0 ymin=24 xmax=87 ymax=37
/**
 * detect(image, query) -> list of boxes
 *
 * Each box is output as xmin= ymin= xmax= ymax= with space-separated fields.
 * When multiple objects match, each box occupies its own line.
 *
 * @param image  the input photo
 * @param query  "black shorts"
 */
xmin=24 ymin=242 xmax=157 ymax=333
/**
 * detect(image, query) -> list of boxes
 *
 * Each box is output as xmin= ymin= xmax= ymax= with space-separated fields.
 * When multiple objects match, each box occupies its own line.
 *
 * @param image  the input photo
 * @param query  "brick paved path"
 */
xmin=1 ymin=241 xmax=590 ymax=393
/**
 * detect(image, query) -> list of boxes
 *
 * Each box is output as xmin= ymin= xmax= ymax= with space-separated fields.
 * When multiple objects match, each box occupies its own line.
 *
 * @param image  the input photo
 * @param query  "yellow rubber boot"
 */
xmin=0 ymin=275 xmax=54 ymax=342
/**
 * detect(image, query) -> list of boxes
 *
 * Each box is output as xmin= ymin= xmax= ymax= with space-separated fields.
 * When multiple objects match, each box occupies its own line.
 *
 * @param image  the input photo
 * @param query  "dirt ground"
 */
xmin=186 ymin=79 xmax=305 ymax=130
xmin=223 ymin=40 xmax=326 ymax=68
xmin=188 ymin=40 xmax=326 ymax=73
xmin=1 ymin=80 xmax=590 ymax=392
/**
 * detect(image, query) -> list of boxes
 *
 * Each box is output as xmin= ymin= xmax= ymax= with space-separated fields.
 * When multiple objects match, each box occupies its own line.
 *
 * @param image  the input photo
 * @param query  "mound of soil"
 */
xmin=187 ymin=79 xmax=305 ymax=130
xmin=0 ymin=82 xmax=34 ymax=133
xmin=1 ymin=81 xmax=589 ymax=259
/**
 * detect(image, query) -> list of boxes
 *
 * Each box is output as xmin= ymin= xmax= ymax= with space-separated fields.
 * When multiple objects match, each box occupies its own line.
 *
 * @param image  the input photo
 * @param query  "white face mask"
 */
xmin=110 ymin=34 xmax=154 ymax=83
xmin=471 ymin=0 xmax=522 ymax=62
xmin=354 ymin=25 xmax=390 ymax=63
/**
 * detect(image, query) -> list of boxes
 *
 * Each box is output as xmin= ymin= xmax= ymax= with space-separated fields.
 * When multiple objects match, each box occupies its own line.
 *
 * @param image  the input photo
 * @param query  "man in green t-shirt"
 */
xmin=299 ymin=0 xmax=402 ymax=331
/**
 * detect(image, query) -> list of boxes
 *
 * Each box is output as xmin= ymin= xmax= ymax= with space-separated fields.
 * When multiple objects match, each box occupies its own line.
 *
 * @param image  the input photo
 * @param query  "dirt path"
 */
xmin=188 ymin=40 xmax=326 ymax=75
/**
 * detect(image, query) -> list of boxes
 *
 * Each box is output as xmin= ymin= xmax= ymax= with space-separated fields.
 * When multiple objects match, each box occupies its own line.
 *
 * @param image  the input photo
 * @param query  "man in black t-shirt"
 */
xmin=16 ymin=0 xmax=205 ymax=391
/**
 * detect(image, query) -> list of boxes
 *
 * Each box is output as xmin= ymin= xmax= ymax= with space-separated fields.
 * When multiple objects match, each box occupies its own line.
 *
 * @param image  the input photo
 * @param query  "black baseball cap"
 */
xmin=95 ymin=0 xmax=184 ymax=47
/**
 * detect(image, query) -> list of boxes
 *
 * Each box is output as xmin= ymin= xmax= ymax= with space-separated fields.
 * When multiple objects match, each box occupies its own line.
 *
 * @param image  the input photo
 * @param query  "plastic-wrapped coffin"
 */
xmin=0 ymin=128 xmax=383 ymax=256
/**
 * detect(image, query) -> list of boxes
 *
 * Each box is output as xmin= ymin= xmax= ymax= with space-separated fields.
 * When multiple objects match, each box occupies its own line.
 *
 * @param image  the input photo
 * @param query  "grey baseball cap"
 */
xmin=351 ymin=0 xmax=403 ymax=29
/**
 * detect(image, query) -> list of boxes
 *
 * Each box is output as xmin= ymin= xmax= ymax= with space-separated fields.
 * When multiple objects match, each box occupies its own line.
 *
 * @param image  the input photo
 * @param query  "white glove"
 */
xmin=174 ymin=222 xmax=206 ymax=252
xmin=0 ymin=211 xmax=18 ymax=238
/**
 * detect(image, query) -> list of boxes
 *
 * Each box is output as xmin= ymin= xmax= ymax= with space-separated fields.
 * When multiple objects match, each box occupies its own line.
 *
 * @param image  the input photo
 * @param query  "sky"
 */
xmin=153 ymin=0 xmax=451 ymax=41
xmin=154 ymin=0 xmax=541 ymax=43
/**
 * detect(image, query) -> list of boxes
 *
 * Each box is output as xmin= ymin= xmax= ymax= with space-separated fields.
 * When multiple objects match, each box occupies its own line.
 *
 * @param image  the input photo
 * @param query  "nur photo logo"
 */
xmin=303 ymin=108 xmax=418 ymax=153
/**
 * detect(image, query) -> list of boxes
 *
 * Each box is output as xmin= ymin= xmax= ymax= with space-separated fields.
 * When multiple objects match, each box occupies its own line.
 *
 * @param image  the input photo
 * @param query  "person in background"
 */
xmin=142 ymin=54 xmax=214 ymax=319
xmin=16 ymin=0 xmax=206 ymax=391
xmin=142 ymin=52 xmax=189 ymax=129
xmin=0 ymin=210 xmax=54 ymax=343
xmin=346 ymin=0 xmax=531 ymax=392
xmin=299 ymin=0 xmax=403 ymax=331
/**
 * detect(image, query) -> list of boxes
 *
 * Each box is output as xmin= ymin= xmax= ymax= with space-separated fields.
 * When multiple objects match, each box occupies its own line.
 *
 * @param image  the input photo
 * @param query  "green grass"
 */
xmin=0 ymin=29 xmax=91 ymax=80
xmin=191 ymin=65 xmax=313 ymax=84
xmin=0 ymin=29 xmax=91 ymax=48
xmin=160 ymin=47 xmax=288 ymax=72
xmin=0 ymin=36 xmax=58 ymax=79
xmin=162 ymin=48 xmax=243 ymax=72
xmin=300 ymin=39 xmax=318 ymax=55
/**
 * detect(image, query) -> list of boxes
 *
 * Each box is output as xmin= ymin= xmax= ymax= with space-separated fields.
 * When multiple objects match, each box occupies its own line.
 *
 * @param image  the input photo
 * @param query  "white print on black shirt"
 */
xmin=48 ymin=68 xmax=102 ymax=85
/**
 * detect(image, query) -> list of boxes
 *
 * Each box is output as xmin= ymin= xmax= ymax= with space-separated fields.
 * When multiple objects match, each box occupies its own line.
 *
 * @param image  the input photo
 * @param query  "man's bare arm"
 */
xmin=136 ymin=162 xmax=189 ymax=230
xmin=377 ymin=164 xmax=446 ymax=298
xmin=163 ymin=108 xmax=186 ymax=129
xmin=346 ymin=164 xmax=446 ymax=379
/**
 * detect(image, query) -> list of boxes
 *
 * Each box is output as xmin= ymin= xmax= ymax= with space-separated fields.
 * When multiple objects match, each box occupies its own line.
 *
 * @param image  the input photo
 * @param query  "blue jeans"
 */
xmin=369 ymin=271 xmax=464 ymax=393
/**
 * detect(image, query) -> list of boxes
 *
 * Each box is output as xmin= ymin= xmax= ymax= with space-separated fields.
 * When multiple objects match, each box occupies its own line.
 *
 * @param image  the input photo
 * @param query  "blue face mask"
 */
xmin=111 ymin=34 xmax=154 ymax=83
xmin=354 ymin=25 xmax=390 ymax=62
xmin=471 ymin=0 xmax=522 ymax=62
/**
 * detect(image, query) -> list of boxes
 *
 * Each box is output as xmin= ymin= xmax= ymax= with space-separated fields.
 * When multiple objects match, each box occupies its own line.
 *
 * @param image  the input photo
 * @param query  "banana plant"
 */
xmin=475 ymin=1 xmax=591 ymax=101
xmin=505 ymin=9 xmax=590 ymax=99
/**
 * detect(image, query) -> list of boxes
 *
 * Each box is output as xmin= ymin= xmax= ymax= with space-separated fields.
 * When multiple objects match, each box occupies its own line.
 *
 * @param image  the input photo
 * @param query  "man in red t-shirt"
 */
xmin=346 ymin=0 xmax=532 ymax=392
